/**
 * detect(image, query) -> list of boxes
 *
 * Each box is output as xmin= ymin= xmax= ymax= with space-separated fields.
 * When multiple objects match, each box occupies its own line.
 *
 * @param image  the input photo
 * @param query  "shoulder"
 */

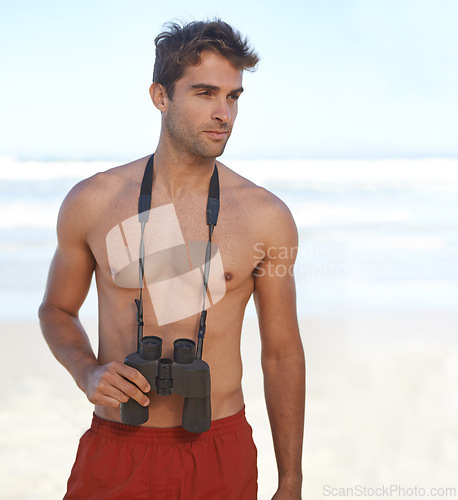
xmin=57 ymin=155 xmax=150 ymax=240
xmin=218 ymin=161 xmax=298 ymax=247
xmin=61 ymin=155 xmax=147 ymax=206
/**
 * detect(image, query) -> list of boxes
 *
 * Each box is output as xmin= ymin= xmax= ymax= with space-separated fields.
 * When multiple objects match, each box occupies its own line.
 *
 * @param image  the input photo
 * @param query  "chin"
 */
xmin=194 ymin=144 xmax=227 ymax=159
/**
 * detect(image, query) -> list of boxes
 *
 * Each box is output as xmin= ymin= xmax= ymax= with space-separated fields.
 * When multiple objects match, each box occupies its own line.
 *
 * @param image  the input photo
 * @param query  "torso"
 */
xmin=83 ymin=155 xmax=270 ymax=426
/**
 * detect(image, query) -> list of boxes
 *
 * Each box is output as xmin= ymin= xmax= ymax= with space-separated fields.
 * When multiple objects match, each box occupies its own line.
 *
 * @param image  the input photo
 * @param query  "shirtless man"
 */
xmin=39 ymin=20 xmax=305 ymax=499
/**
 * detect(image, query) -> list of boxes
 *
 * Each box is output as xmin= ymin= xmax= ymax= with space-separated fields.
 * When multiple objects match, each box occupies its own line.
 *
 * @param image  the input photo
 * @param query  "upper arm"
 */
xmin=40 ymin=181 xmax=97 ymax=317
xmin=252 ymin=194 xmax=302 ymax=360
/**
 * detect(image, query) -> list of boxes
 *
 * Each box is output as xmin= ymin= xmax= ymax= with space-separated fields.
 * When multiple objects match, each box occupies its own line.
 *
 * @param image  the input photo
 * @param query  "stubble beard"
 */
xmin=164 ymin=113 xmax=231 ymax=159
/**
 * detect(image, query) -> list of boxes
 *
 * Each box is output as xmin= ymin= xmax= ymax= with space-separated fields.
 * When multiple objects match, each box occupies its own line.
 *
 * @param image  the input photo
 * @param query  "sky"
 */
xmin=0 ymin=0 xmax=457 ymax=160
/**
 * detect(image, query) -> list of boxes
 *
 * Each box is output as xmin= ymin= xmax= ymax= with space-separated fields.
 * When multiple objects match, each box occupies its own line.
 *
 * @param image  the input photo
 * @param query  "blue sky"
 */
xmin=0 ymin=0 xmax=457 ymax=160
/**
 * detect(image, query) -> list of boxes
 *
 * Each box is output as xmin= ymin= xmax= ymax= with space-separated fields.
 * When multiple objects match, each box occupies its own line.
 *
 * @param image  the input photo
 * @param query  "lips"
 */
xmin=204 ymin=130 xmax=228 ymax=140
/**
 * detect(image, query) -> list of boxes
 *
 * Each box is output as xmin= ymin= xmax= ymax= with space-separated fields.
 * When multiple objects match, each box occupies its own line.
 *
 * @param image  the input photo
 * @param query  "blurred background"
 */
xmin=1 ymin=0 xmax=457 ymax=498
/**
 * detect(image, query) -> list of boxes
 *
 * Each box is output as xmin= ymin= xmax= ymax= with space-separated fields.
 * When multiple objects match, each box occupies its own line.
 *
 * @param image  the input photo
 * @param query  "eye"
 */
xmin=197 ymin=91 xmax=211 ymax=96
xmin=228 ymin=94 xmax=241 ymax=101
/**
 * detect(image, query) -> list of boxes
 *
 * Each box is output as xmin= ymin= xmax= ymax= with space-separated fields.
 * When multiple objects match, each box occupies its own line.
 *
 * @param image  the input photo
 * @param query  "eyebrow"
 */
xmin=189 ymin=83 xmax=244 ymax=95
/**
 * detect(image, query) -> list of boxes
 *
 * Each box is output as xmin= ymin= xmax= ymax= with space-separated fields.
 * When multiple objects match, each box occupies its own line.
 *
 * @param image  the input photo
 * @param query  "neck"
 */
xmin=152 ymin=143 xmax=217 ymax=198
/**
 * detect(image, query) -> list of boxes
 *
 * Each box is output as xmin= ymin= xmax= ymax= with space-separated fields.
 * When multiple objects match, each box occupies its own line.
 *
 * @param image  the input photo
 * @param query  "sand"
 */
xmin=1 ymin=311 xmax=457 ymax=499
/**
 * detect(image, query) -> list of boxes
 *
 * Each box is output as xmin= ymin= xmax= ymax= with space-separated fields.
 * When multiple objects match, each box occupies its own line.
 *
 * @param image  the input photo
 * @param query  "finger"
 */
xmin=115 ymin=362 xmax=151 ymax=393
xmin=92 ymin=365 xmax=151 ymax=407
xmin=99 ymin=395 xmax=123 ymax=409
xmin=87 ymin=391 xmax=124 ymax=408
xmin=102 ymin=385 xmax=143 ymax=405
xmin=113 ymin=374 xmax=151 ymax=407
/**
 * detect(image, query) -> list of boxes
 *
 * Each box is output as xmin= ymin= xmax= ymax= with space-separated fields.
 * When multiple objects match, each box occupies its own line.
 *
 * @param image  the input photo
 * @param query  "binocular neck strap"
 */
xmin=136 ymin=154 xmax=220 ymax=356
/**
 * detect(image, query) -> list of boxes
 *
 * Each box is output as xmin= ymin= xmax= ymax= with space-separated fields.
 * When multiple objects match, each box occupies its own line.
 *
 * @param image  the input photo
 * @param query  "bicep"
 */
xmin=253 ymin=203 xmax=302 ymax=359
xmin=41 ymin=187 xmax=96 ymax=316
xmin=43 ymin=244 xmax=95 ymax=316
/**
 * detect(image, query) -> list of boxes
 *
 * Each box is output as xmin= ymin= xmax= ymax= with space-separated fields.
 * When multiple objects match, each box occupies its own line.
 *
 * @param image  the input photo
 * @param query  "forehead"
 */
xmin=177 ymin=50 xmax=243 ymax=90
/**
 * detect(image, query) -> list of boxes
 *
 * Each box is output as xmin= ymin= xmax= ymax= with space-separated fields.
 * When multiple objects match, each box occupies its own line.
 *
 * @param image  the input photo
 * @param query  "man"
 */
xmin=39 ymin=19 xmax=305 ymax=499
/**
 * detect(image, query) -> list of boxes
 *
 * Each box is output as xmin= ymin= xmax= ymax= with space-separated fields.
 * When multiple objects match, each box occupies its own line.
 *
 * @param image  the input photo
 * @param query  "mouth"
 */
xmin=204 ymin=130 xmax=228 ymax=140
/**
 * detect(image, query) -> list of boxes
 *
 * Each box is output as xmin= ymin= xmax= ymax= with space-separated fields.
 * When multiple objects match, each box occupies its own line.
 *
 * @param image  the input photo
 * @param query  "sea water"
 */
xmin=1 ymin=156 xmax=457 ymax=321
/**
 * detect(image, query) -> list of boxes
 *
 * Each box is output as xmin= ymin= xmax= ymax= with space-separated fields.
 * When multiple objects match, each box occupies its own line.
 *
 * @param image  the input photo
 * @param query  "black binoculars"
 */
xmin=120 ymin=336 xmax=211 ymax=433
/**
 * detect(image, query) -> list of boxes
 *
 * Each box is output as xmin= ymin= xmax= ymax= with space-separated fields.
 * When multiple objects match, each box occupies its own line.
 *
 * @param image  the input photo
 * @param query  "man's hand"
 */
xmin=83 ymin=361 xmax=151 ymax=408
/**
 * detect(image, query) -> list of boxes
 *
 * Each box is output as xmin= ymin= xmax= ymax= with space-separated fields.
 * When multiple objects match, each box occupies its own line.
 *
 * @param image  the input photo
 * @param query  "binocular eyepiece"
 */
xmin=120 ymin=336 xmax=211 ymax=433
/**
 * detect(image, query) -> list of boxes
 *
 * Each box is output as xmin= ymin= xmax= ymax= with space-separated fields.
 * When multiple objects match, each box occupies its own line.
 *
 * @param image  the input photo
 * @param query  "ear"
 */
xmin=150 ymin=83 xmax=169 ymax=111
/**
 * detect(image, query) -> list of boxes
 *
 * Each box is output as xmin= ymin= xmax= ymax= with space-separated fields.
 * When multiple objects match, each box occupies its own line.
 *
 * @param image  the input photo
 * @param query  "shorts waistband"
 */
xmin=90 ymin=406 xmax=249 ymax=445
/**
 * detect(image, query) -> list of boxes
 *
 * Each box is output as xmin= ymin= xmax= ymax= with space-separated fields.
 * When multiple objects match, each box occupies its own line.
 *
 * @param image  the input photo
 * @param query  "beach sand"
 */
xmin=1 ymin=311 xmax=457 ymax=499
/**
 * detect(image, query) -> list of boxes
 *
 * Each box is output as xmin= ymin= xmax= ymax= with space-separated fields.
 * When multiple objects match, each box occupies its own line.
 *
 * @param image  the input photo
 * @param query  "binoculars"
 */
xmin=120 ymin=336 xmax=211 ymax=433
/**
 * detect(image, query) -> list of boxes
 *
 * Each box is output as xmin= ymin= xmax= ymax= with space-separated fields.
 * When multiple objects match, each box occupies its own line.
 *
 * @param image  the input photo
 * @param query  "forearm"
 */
xmin=39 ymin=303 xmax=100 ymax=392
xmin=262 ymin=345 xmax=305 ymax=493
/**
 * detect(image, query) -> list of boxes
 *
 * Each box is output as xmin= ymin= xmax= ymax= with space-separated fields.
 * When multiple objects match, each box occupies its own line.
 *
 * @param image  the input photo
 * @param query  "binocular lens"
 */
xmin=142 ymin=337 xmax=161 ymax=345
xmin=140 ymin=336 xmax=162 ymax=360
xmin=174 ymin=338 xmax=196 ymax=364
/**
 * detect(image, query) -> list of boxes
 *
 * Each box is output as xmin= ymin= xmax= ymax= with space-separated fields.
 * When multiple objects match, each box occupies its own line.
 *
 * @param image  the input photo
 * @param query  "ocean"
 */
xmin=1 ymin=156 xmax=457 ymax=322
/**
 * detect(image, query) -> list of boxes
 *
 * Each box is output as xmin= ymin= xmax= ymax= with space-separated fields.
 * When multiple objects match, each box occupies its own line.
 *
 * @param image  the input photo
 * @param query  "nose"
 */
xmin=212 ymin=98 xmax=231 ymax=123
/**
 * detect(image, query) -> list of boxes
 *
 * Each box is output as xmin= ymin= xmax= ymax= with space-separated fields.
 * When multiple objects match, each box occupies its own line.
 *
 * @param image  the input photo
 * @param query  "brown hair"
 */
xmin=153 ymin=19 xmax=260 ymax=99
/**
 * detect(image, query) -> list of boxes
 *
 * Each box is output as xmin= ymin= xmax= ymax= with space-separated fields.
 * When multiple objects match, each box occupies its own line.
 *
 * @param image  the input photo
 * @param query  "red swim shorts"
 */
xmin=64 ymin=407 xmax=258 ymax=499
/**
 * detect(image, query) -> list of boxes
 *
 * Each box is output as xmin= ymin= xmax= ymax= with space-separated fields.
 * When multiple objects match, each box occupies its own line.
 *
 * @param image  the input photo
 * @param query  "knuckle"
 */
xmin=97 ymin=381 xmax=108 ymax=393
xmin=100 ymin=370 xmax=111 ymax=383
xmin=106 ymin=362 xmax=120 ymax=375
xmin=88 ymin=393 xmax=102 ymax=405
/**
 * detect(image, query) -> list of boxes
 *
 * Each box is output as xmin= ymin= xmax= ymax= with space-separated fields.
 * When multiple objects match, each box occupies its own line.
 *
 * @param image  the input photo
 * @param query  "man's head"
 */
xmin=151 ymin=20 xmax=259 ymax=159
xmin=153 ymin=19 xmax=259 ymax=100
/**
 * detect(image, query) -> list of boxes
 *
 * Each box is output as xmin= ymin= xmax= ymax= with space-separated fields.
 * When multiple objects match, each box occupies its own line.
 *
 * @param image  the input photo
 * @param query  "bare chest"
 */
xmin=87 ymin=188 xmax=261 ymax=306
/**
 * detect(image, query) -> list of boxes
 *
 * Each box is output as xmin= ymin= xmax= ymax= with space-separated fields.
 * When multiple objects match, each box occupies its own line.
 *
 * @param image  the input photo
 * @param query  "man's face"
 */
xmin=161 ymin=50 xmax=244 ymax=159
